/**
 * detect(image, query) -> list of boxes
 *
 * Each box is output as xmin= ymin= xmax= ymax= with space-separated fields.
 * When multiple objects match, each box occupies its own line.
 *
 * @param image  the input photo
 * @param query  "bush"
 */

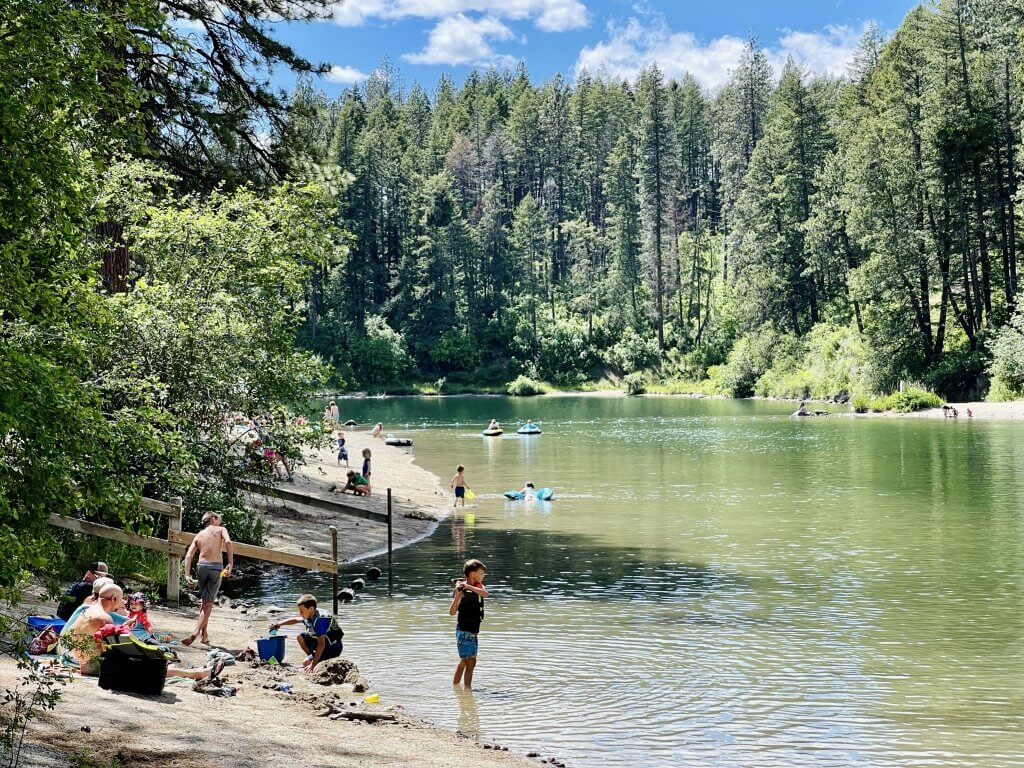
xmin=536 ymin=319 xmax=596 ymax=387
xmin=869 ymin=386 xmax=943 ymax=413
xmin=924 ymin=346 xmax=988 ymax=401
xmin=623 ymin=372 xmax=647 ymax=396
xmin=988 ymin=304 xmax=1024 ymax=400
xmin=850 ymin=393 xmax=870 ymax=413
xmin=352 ymin=315 xmax=412 ymax=386
xmin=603 ymin=328 xmax=661 ymax=374
xmin=714 ymin=325 xmax=797 ymax=397
xmin=507 ymin=375 xmax=546 ymax=396
xmin=429 ymin=329 xmax=479 ymax=373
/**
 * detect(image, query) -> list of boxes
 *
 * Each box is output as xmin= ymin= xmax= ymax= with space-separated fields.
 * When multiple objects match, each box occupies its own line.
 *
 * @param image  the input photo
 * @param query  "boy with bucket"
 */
xmin=269 ymin=594 xmax=344 ymax=671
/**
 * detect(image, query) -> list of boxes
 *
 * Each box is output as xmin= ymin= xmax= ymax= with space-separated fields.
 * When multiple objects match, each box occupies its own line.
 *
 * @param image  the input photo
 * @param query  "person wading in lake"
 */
xmin=449 ymin=559 xmax=489 ymax=690
xmin=181 ymin=512 xmax=234 ymax=646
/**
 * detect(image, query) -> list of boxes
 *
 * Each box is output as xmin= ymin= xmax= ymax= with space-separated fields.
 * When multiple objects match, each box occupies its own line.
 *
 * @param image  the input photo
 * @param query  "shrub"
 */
xmin=924 ymin=346 xmax=987 ymax=401
xmin=507 ymin=375 xmax=546 ymax=396
xmin=429 ymin=329 xmax=479 ymax=373
xmin=988 ymin=304 xmax=1024 ymax=400
xmin=352 ymin=315 xmax=411 ymax=386
xmin=536 ymin=318 xmax=596 ymax=386
xmin=869 ymin=386 xmax=943 ymax=413
xmin=715 ymin=325 xmax=797 ymax=397
xmin=623 ymin=372 xmax=647 ymax=396
xmin=850 ymin=393 xmax=870 ymax=413
xmin=603 ymin=328 xmax=661 ymax=375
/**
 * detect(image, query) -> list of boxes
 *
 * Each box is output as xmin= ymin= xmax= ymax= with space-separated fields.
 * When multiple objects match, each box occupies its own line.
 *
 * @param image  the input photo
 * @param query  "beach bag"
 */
xmin=98 ymin=634 xmax=173 ymax=696
xmin=28 ymin=625 xmax=60 ymax=656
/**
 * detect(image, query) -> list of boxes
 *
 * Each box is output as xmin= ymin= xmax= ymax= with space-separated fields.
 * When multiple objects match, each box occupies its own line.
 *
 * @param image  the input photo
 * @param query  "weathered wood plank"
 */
xmin=48 ymin=514 xmax=173 ymax=553
xmin=167 ymin=530 xmax=337 ymax=574
xmin=166 ymin=497 xmax=183 ymax=605
xmin=237 ymin=480 xmax=389 ymax=524
xmin=141 ymin=497 xmax=181 ymax=517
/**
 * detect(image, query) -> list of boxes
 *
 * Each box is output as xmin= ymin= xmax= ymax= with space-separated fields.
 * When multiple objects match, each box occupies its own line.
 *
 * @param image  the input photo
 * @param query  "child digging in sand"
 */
xmin=269 ymin=594 xmax=344 ymax=671
xmin=449 ymin=559 xmax=488 ymax=689
xmin=450 ymin=465 xmax=470 ymax=508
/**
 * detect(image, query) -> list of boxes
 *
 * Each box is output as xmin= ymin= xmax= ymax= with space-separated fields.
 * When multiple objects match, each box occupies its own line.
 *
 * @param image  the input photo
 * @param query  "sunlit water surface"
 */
xmin=253 ymin=396 xmax=1024 ymax=768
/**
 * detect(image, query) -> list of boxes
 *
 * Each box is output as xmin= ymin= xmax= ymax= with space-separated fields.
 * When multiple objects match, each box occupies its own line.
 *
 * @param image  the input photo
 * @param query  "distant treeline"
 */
xmin=280 ymin=1 xmax=1024 ymax=401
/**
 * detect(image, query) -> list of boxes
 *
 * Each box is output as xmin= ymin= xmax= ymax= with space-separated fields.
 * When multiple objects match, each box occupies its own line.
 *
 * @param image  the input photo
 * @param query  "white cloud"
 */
xmin=325 ymin=65 xmax=369 ymax=84
xmin=574 ymin=17 xmax=872 ymax=90
xmin=330 ymin=0 xmax=587 ymax=32
xmin=403 ymin=14 xmax=515 ymax=66
xmin=774 ymin=24 xmax=864 ymax=77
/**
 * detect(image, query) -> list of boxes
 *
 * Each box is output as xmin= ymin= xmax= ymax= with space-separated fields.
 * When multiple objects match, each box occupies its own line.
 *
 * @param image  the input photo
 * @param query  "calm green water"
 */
xmin=261 ymin=396 xmax=1024 ymax=767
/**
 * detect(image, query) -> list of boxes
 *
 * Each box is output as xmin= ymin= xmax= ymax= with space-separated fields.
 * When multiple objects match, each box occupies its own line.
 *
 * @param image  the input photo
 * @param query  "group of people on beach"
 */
xmin=55 ymin=513 xmax=238 ymax=683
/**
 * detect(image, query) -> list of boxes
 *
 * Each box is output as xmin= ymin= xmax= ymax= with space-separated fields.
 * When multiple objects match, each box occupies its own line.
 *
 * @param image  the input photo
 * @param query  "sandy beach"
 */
xmin=1 ymin=597 xmax=539 ymax=768
xmin=1 ymin=428 xmax=552 ymax=768
xmin=247 ymin=429 xmax=451 ymax=564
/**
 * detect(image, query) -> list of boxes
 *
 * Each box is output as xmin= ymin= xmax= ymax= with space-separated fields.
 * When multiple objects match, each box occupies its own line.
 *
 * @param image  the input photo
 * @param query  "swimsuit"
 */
xmin=196 ymin=562 xmax=223 ymax=602
xmin=455 ymin=486 xmax=465 ymax=498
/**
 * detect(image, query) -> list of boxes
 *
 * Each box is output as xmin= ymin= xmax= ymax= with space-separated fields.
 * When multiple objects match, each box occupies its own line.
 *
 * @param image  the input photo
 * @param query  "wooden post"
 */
xmin=330 ymin=525 xmax=338 ymax=615
xmin=387 ymin=488 xmax=393 ymax=596
xmin=167 ymin=497 xmax=183 ymax=606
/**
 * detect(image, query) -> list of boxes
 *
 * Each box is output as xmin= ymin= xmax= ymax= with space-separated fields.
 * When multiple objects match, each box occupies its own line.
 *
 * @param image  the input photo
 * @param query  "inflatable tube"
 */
xmin=385 ymin=438 xmax=413 ymax=446
xmin=482 ymin=429 xmax=504 ymax=436
xmin=504 ymin=491 xmax=525 ymax=500
xmin=344 ymin=419 xmax=357 ymax=427
xmin=516 ymin=426 xmax=542 ymax=435
xmin=536 ymin=487 xmax=554 ymax=501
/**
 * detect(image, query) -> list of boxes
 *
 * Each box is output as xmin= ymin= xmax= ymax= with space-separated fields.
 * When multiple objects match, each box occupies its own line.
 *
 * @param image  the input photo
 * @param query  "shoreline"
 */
xmin=2 ymin=594 xmax=537 ymax=768
xmin=3 ymin=434 xmax=547 ymax=768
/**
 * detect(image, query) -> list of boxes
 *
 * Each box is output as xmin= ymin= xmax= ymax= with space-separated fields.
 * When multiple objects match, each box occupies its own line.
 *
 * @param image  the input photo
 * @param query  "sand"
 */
xmin=246 ymin=429 xmax=451 ymax=564
xmin=1 ymin=599 xmax=537 ymax=768
xmin=2 ymin=429 xmax=547 ymax=768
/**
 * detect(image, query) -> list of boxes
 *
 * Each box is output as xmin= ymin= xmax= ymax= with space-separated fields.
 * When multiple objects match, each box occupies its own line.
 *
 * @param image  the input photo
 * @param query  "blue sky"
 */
xmin=265 ymin=0 xmax=921 ymax=94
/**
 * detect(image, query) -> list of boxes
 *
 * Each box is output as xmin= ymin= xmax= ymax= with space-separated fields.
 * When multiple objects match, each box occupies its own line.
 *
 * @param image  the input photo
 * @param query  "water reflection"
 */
xmin=262 ymin=397 xmax=1024 ymax=768
xmin=454 ymin=685 xmax=480 ymax=738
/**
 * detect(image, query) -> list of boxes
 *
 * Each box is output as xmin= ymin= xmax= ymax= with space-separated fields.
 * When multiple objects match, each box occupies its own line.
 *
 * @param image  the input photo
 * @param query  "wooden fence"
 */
xmin=48 ymin=495 xmax=338 ymax=606
xmin=49 ymin=485 xmax=398 ymax=607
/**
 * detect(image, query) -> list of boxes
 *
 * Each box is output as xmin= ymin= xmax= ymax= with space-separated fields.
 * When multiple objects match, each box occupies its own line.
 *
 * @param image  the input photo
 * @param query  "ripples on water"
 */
xmin=254 ymin=398 xmax=1024 ymax=767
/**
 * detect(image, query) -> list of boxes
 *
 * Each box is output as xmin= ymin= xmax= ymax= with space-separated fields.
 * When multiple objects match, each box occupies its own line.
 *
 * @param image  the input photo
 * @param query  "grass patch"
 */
xmin=868 ymin=387 xmax=943 ymax=413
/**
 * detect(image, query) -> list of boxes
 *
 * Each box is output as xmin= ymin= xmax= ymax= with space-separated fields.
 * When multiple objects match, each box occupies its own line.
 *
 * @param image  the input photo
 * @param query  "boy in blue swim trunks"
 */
xmin=449 ymin=558 xmax=488 ymax=689
xmin=269 ymin=594 xmax=344 ymax=671
xmin=450 ymin=465 xmax=468 ymax=508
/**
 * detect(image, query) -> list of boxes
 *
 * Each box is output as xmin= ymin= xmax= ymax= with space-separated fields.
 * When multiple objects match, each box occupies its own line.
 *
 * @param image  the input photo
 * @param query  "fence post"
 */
xmin=387 ymin=488 xmax=393 ymax=596
xmin=330 ymin=525 xmax=338 ymax=615
xmin=167 ymin=497 xmax=183 ymax=606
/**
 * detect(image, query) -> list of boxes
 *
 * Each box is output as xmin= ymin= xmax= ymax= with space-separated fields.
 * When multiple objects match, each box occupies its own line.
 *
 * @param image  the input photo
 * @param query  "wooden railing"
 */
xmin=48 ymin=494 xmax=339 ymax=606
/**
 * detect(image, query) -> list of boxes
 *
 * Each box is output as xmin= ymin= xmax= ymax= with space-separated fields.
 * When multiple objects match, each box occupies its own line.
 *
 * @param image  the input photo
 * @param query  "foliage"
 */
xmin=988 ymin=302 xmax=1024 ymax=399
xmin=430 ymin=329 xmax=480 ymax=373
xmin=623 ymin=372 xmax=648 ymax=396
xmin=1 ymin=612 xmax=67 ymax=768
xmin=536 ymin=319 xmax=597 ymax=387
xmin=708 ymin=326 xmax=798 ymax=397
xmin=603 ymin=328 xmax=662 ymax=375
xmin=352 ymin=316 xmax=413 ymax=388
xmin=755 ymin=323 xmax=868 ymax=399
xmin=869 ymin=387 xmax=943 ymax=413
xmin=507 ymin=376 xmax=547 ymax=396
xmin=850 ymin=393 xmax=871 ymax=413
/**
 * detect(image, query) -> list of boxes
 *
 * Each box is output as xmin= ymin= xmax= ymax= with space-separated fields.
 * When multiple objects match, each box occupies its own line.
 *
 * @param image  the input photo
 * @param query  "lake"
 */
xmin=259 ymin=395 xmax=1024 ymax=768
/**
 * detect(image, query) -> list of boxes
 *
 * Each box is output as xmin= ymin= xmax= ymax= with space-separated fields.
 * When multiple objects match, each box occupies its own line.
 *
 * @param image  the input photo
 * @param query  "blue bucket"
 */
xmin=257 ymin=635 xmax=286 ymax=663
xmin=27 ymin=616 xmax=66 ymax=634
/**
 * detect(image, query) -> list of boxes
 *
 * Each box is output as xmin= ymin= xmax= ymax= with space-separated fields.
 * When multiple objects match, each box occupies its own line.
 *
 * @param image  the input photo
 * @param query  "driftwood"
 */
xmin=330 ymin=710 xmax=397 ymax=723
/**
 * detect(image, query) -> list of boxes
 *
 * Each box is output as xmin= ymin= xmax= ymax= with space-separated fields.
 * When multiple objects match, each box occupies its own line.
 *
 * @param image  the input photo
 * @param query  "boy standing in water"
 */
xmin=450 ymin=465 xmax=468 ymax=508
xmin=449 ymin=558 xmax=488 ymax=689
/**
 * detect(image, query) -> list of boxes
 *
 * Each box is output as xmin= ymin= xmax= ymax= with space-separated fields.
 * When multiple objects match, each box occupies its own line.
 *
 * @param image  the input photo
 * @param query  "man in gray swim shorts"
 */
xmin=182 ymin=512 xmax=234 ymax=646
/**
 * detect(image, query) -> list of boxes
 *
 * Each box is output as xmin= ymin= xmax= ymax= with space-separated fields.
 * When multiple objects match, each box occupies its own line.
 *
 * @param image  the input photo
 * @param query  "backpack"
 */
xmin=98 ymin=634 xmax=174 ymax=696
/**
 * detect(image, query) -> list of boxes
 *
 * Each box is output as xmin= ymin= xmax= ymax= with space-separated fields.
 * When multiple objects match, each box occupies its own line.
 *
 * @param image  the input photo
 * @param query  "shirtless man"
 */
xmin=62 ymin=583 xmax=225 ymax=680
xmin=181 ymin=512 xmax=234 ymax=646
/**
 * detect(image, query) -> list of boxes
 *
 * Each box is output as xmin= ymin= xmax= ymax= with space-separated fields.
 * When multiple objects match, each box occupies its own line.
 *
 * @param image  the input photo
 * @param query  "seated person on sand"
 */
xmin=56 ymin=561 xmax=110 ymax=620
xmin=60 ymin=584 xmax=224 ymax=680
xmin=338 ymin=470 xmax=371 ymax=496
xmin=372 ymin=422 xmax=383 ymax=439
xmin=268 ymin=594 xmax=344 ymax=672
